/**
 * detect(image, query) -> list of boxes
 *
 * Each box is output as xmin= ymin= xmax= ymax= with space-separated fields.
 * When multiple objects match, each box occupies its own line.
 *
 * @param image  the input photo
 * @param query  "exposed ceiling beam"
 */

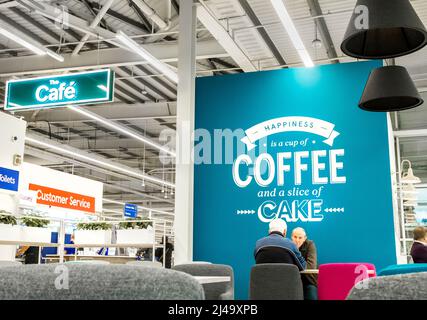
xmin=25 ymin=132 xmax=175 ymax=189
xmin=16 ymin=0 xmax=122 ymax=47
xmin=134 ymin=64 xmax=177 ymax=96
xmin=79 ymin=0 xmax=110 ymax=30
xmin=0 ymin=40 xmax=227 ymax=77
xmin=196 ymin=2 xmax=257 ymax=72
xmin=0 ymin=11 xmax=49 ymax=46
xmin=306 ymin=0 xmax=338 ymax=63
xmin=8 ymin=7 xmax=71 ymax=51
xmin=126 ymin=0 xmax=153 ymax=32
xmin=238 ymin=0 xmax=287 ymax=67
xmin=131 ymin=0 xmax=168 ymax=30
xmin=25 ymin=146 xmax=173 ymax=205
xmin=0 ymin=1 xmax=18 ymax=9
xmin=17 ymin=102 xmax=176 ymax=123
xmin=66 ymin=105 xmax=175 ymax=157
xmin=114 ymin=67 xmax=157 ymax=101
xmin=119 ymin=66 xmax=174 ymax=101
xmin=72 ymin=0 xmax=115 ymax=56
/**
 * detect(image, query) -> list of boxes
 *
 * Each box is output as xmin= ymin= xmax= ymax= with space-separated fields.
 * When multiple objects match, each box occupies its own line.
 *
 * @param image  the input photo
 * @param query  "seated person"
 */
xmin=17 ymin=246 xmax=39 ymax=264
xmin=254 ymin=218 xmax=306 ymax=270
xmin=155 ymin=237 xmax=174 ymax=268
xmin=292 ymin=227 xmax=318 ymax=300
xmin=410 ymin=226 xmax=427 ymax=263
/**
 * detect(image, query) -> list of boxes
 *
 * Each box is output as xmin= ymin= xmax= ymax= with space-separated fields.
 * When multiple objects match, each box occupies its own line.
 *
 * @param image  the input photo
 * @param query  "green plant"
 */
xmin=0 ymin=213 xmax=17 ymax=225
xmin=21 ymin=215 xmax=50 ymax=228
xmin=76 ymin=222 xmax=112 ymax=230
xmin=118 ymin=220 xmax=152 ymax=230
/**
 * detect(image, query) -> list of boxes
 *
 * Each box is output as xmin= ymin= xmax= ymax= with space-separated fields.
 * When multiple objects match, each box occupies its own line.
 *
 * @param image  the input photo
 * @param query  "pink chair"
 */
xmin=318 ymin=263 xmax=376 ymax=300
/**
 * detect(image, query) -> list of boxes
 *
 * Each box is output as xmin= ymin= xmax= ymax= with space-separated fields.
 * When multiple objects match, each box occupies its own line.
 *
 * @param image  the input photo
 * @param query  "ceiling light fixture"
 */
xmin=342 ymin=0 xmax=427 ymax=59
xmin=359 ymin=66 xmax=423 ymax=112
xmin=401 ymin=184 xmax=418 ymax=195
xmin=25 ymin=136 xmax=175 ymax=189
xmin=400 ymin=160 xmax=421 ymax=184
xmin=116 ymin=30 xmax=178 ymax=83
xmin=0 ymin=25 xmax=64 ymax=62
xmin=67 ymin=105 xmax=176 ymax=157
xmin=312 ymin=20 xmax=322 ymax=49
xmin=270 ymin=0 xmax=314 ymax=68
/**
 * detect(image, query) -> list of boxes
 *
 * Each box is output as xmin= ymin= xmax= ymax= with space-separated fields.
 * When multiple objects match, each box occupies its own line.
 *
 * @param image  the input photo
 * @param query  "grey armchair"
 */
xmin=0 ymin=263 xmax=205 ymax=300
xmin=173 ymin=263 xmax=234 ymax=300
xmin=0 ymin=260 xmax=21 ymax=267
xmin=250 ymin=263 xmax=304 ymax=300
xmin=346 ymin=272 xmax=427 ymax=300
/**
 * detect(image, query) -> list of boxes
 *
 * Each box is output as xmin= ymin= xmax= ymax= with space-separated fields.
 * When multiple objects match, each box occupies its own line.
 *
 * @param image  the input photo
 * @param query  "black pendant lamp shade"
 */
xmin=359 ymin=66 xmax=423 ymax=112
xmin=341 ymin=0 xmax=427 ymax=59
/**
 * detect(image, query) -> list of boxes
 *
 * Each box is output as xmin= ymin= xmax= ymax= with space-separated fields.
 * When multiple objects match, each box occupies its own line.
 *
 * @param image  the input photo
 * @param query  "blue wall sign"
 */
xmin=124 ymin=203 xmax=138 ymax=218
xmin=0 ymin=167 xmax=19 ymax=192
xmin=194 ymin=61 xmax=396 ymax=299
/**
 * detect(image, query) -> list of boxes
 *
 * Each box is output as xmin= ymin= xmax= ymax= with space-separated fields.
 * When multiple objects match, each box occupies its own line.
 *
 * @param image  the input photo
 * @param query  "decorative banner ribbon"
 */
xmin=241 ymin=116 xmax=340 ymax=151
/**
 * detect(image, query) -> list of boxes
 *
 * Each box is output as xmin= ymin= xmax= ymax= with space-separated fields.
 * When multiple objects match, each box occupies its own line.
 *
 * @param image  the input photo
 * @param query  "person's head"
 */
xmin=268 ymin=218 xmax=287 ymax=236
xmin=413 ymin=226 xmax=427 ymax=242
xmin=291 ymin=227 xmax=307 ymax=249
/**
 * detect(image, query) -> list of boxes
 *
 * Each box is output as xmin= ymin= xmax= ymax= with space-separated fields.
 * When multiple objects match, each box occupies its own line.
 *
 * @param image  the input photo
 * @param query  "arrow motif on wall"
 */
xmin=237 ymin=210 xmax=256 ymax=215
xmin=324 ymin=208 xmax=345 ymax=213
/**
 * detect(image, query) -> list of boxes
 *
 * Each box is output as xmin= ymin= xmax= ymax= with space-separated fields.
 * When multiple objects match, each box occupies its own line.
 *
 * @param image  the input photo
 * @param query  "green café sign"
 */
xmin=4 ymin=69 xmax=114 ymax=111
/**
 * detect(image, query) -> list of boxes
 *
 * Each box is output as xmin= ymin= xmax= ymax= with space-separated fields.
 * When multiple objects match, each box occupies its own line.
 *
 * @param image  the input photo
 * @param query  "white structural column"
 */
xmin=173 ymin=0 xmax=197 ymax=264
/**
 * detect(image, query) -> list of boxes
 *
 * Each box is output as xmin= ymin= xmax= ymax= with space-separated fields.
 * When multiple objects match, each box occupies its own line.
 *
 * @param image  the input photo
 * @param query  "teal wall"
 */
xmin=194 ymin=61 xmax=396 ymax=299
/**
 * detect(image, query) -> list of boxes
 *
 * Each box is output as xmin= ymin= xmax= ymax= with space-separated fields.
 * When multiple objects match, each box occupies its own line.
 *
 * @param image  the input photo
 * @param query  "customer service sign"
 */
xmin=193 ymin=61 xmax=397 ymax=299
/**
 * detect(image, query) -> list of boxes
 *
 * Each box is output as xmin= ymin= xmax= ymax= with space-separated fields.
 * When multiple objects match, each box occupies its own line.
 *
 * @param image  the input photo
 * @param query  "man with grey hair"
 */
xmin=292 ymin=227 xmax=318 ymax=300
xmin=253 ymin=219 xmax=306 ymax=270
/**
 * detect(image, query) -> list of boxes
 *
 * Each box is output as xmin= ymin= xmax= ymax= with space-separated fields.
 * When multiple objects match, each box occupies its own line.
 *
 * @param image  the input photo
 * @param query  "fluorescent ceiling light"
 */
xmin=67 ymin=105 xmax=176 ymax=157
xmin=46 ymin=50 xmax=65 ymax=62
xmin=0 ymin=25 xmax=45 ymax=55
xmin=270 ymin=0 xmax=314 ymax=68
xmin=25 ymin=136 xmax=175 ymax=189
xmin=0 ymin=25 xmax=64 ymax=62
xmin=116 ymin=30 xmax=178 ymax=83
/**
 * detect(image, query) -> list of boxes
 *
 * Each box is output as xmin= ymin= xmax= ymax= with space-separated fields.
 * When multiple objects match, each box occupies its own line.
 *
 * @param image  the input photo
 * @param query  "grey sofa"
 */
xmin=250 ymin=263 xmax=304 ymax=300
xmin=0 ymin=261 xmax=21 ymax=267
xmin=347 ymin=272 xmax=427 ymax=300
xmin=173 ymin=263 xmax=234 ymax=300
xmin=0 ymin=263 xmax=205 ymax=300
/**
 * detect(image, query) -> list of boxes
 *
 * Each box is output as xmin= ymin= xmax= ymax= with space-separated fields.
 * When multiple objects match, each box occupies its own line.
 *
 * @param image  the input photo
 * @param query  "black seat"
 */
xmin=255 ymin=246 xmax=304 ymax=271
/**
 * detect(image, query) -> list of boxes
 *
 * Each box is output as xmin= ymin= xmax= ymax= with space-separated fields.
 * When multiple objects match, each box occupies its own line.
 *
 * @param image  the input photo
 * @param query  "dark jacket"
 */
xmin=410 ymin=241 xmax=427 ymax=263
xmin=299 ymin=239 xmax=318 ymax=286
xmin=155 ymin=242 xmax=174 ymax=268
xmin=254 ymin=232 xmax=306 ymax=270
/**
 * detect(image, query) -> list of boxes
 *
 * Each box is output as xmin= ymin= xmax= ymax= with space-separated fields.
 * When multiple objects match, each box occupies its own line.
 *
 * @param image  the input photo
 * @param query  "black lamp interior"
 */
xmin=359 ymin=96 xmax=424 ymax=112
xmin=342 ymin=27 xmax=427 ymax=59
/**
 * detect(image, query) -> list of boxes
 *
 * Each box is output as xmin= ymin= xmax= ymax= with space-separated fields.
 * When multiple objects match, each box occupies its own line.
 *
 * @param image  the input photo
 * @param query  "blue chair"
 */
xmin=378 ymin=264 xmax=427 ymax=276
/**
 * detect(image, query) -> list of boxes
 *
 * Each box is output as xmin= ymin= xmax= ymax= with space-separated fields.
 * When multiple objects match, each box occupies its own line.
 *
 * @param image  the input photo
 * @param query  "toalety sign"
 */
xmin=0 ymin=167 xmax=19 ymax=192
xmin=29 ymin=183 xmax=95 ymax=214
xmin=4 ymin=69 xmax=114 ymax=111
